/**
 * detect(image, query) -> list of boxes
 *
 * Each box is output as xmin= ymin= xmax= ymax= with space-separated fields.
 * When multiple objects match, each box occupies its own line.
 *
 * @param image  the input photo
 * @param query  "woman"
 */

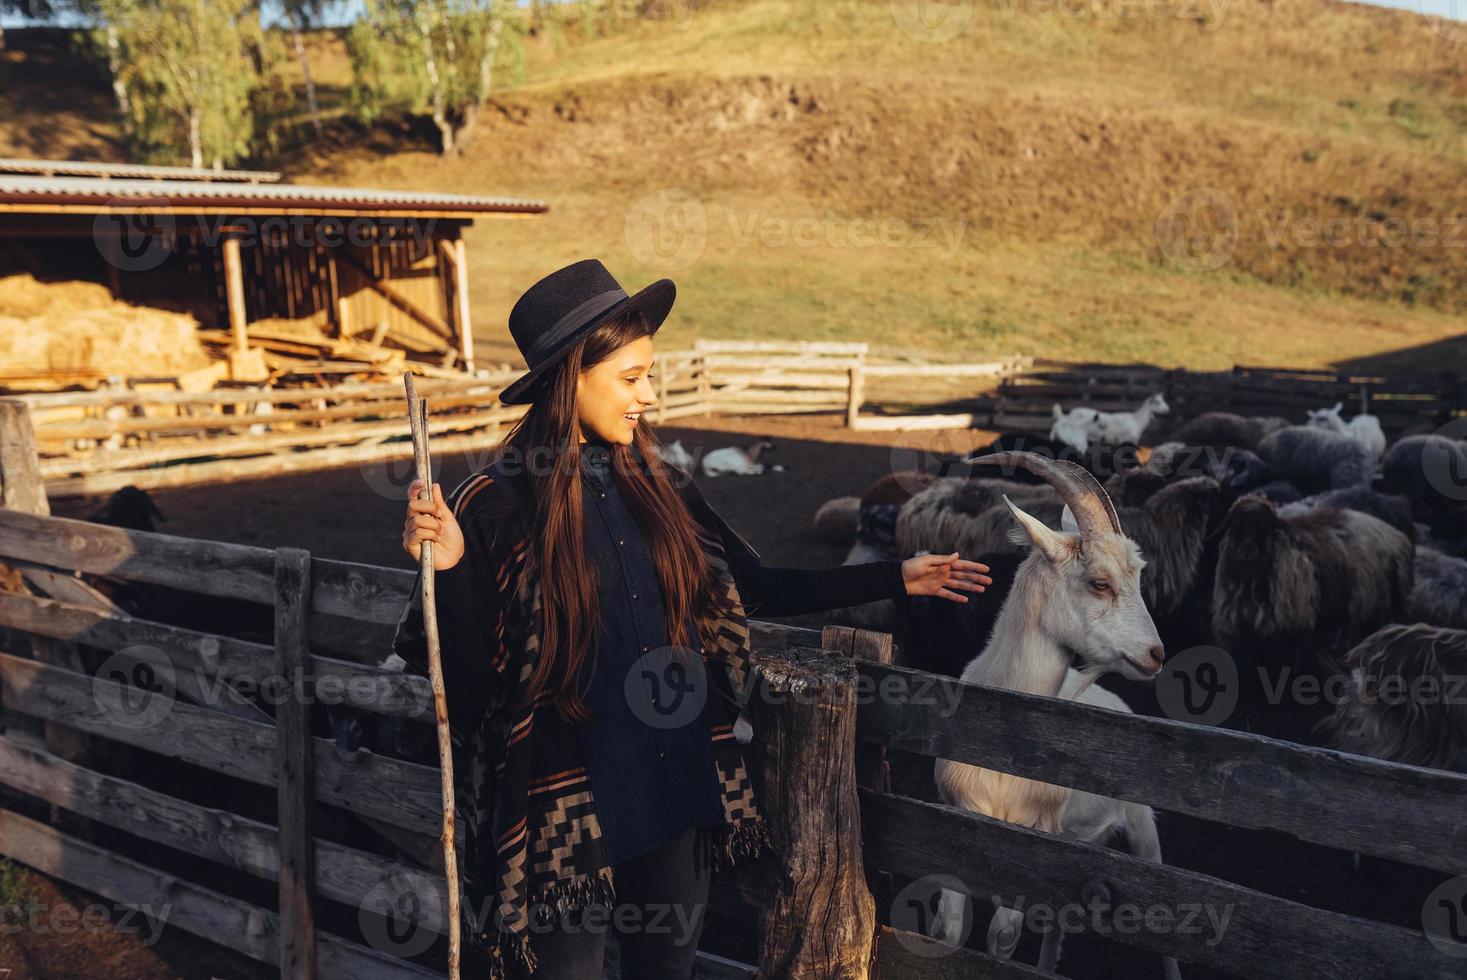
xmin=394 ymin=259 xmax=992 ymax=980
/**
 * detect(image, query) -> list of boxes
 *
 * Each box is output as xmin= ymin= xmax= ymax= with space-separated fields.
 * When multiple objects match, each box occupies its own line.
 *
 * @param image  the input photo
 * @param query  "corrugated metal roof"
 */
xmin=0 ymin=174 xmax=549 ymax=215
xmin=0 ymin=158 xmax=283 ymax=183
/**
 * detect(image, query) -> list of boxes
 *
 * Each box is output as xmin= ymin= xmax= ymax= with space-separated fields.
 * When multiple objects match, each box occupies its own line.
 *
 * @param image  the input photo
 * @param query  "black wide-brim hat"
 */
xmin=498 ymin=258 xmax=675 ymax=405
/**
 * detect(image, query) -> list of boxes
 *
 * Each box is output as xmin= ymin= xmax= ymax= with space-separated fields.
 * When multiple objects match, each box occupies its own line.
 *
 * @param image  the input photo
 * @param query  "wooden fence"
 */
xmin=2 ymin=402 xmax=1466 ymax=978
xmin=15 ymin=340 xmax=1461 ymax=500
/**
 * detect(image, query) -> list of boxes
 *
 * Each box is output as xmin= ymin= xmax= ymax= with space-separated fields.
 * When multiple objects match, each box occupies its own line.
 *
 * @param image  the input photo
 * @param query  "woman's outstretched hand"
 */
xmin=403 ymin=479 xmax=466 ymax=571
xmin=901 ymin=552 xmax=993 ymax=602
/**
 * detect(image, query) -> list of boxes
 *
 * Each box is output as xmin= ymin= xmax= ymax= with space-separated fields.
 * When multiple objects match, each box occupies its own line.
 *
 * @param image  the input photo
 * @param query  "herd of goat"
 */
xmin=813 ymin=395 xmax=1467 ymax=972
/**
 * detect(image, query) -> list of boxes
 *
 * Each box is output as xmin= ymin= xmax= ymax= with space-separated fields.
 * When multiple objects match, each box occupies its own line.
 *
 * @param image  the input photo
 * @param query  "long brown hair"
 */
xmin=483 ymin=307 xmax=723 ymax=726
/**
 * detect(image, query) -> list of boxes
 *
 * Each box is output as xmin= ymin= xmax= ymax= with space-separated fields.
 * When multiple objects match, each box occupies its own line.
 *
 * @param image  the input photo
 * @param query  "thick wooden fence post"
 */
xmin=821 ymin=625 xmax=893 ymax=794
xmin=0 ymin=399 xmax=96 ymax=835
xmin=274 ymin=547 xmax=317 ymax=980
xmin=749 ymin=646 xmax=875 ymax=979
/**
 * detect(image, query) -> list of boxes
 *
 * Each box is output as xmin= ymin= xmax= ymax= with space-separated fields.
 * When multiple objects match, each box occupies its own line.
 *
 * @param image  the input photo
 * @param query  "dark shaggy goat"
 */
xmin=1317 ymin=624 xmax=1467 ymax=772
xmin=1278 ymin=487 xmax=1418 ymax=543
xmin=1408 ymin=547 xmax=1467 ymax=631
xmin=1257 ymin=425 xmax=1375 ymax=494
xmin=1107 ymin=443 xmax=1275 ymax=507
xmin=1169 ymin=412 xmax=1289 ymax=452
xmin=84 ymin=487 xmax=272 ymax=642
xmin=953 ymin=435 xmax=1141 ymax=483
xmin=1379 ymin=434 xmax=1467 ymax=541
xmin=1212 ymin=495 xmax=1415 ymax=741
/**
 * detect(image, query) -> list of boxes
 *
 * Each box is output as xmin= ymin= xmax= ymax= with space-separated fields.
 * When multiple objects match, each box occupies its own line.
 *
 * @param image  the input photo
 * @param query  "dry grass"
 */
xmin=2 ymin=0 xmax=1464 ymax=374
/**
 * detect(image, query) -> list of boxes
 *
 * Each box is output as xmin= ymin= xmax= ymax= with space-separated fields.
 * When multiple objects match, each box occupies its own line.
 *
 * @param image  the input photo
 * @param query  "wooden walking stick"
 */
xmin=404 ymin=372 xmax=462 ymax=979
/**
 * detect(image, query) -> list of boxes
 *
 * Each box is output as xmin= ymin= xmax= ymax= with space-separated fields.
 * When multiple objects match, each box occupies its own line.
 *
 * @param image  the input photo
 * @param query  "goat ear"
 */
xmin=1060 ymin=505 xmax=1080 ymax=535
xmin=1331 ymin=401 xmax=1342 ymax=413
xmin=1004 ymin=495 xmax=1072 ymax=563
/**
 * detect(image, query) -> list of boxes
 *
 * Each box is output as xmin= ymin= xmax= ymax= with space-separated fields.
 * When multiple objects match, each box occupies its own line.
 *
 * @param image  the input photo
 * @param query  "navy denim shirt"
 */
xmin=572 ymin=441 xmax=727 ymax=864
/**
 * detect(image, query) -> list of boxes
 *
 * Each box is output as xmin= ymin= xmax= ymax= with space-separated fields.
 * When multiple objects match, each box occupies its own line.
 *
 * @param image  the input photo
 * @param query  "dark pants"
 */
xmin=515 ymin=826 xmax=711 ymax=980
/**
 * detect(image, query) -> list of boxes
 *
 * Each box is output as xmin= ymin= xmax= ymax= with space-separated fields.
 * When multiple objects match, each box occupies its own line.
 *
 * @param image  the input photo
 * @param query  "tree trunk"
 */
xmin=415 ymin=7 xmax=454 ymax=156
xmin=289 ymin=13 xmax=322 ymax=140
xmin=105 ymin=21 xmax=134 ymax=138
xmin=188 ymin=108 xmax=203 ymax=168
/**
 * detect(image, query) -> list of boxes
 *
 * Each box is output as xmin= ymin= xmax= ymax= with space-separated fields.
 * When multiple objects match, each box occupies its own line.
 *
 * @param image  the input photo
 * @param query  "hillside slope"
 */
xmin=3 ymin=0 xmax=1464 ymax=372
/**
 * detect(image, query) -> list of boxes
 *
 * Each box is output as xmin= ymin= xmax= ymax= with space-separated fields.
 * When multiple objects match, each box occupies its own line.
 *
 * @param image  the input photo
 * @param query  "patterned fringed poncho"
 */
xmin=392 ymin=457 xmax=771 ymax=978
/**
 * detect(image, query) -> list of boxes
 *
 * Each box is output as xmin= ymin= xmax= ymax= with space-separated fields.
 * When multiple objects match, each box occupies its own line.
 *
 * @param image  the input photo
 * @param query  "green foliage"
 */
xmin=0 ymin=858 xmax=30 ymax=926
xmin=91 ymin=0 xmax=283 ymax=167
xmin=346 ymin=0 xmax=522 ymax=152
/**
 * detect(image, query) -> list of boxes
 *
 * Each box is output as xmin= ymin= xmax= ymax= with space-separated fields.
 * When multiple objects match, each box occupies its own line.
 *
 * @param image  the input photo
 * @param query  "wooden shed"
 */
xmin=0 ymin=158 xmax=548 ymax=386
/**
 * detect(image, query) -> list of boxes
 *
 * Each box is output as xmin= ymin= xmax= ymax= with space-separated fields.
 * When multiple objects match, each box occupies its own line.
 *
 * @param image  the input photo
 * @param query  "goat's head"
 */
xmin=966 ymin=450 xmax=1165 ymax=680
xmin=90 ymin=485 xmax=166 ymax=532
xmin=1306 ymin=402 xmax=1348 ymax=434
xmin=1145 ymin=392 xmax=1171 ymax=416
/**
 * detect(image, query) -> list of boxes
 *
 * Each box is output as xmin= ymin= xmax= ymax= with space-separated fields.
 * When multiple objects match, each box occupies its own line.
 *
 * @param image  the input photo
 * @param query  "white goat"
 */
xmin=1085 ymin=392 xmax=1170 ymax=447
xmin=1050 ymin=404 xmax=1096 ymax=453
xmin=658 ymin=438 xmax=695 ymax=472
xmin=701 ymin=438 xmax=784 ymax=477
xmin=930 ymin=452 xmax=1181 ymax=980
xmin=1306 ymin=402 xmax=1386 ymax=462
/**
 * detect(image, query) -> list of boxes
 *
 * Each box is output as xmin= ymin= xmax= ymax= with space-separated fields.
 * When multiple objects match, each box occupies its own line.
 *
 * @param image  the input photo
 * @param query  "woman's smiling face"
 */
xmin=575 ymin=334 xmax=659 ymax=444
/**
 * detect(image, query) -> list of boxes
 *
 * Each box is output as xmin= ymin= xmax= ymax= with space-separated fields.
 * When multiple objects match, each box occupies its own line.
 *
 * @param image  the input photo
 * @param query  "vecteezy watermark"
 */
xmin=0 ymin=897 xmax=172 ymax=945
xmin=625 ymin=188 xmax=966 ymax=272
xmin=92 ymin=201 xmax=440 ymax=274
xmin=890 ymin=874 xmax=973 ymax=955
xmin=93 ymin=649 xmax=179 ymax=731
xmin=1156 ymin=188 xmax=1466 ymax=273
xmin=1155 ymin=188 xmax=1241 ymax=273
xmin=1423 ymin=875 xmax=1467 ymax=958
xmin=359 ymin=873 xmax=440 ymax=958
xmin=359 ymin=872 xmax=705 ymax=958
xmin=1157 ymin=644 xmax=1467 ymax=726
xmin=1422 ymin=417 xmax=1467 ymax=503
xmin=988 ymin=893 xmax=1235 ymax=947
xmin=890 ymin=0 xmax=976 ymax=42
xmin=1155 ymin=645 xmax=1239 ymax=727
xmin=627 ymin=645 xmax=711 ymax=729
xmin=626 ymin=644 xmax=965 ymax=727
xmin=1256 ymin=211 xmax=1467 ymax=251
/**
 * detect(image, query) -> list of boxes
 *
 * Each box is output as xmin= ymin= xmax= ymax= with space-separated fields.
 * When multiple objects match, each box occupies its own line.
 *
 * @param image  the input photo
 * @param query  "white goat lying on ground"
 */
xmin=931 ymin=452 xmax=1181 ymax=980
xmin=1085 ymin=392 xmax=1170 ymax=446
xmin=701 ymin=437 xmax=785 ymax=476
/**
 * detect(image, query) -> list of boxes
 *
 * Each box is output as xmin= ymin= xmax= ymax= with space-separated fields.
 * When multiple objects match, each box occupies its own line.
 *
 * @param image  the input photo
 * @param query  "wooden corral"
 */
xmin=2 ymin=400 xmax=1466 ymax=979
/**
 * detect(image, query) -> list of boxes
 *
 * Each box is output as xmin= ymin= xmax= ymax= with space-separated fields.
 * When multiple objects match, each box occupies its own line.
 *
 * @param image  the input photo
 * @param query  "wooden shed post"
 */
xmin=223 ymin=232 xmax=249 ymax=353
xmin=748 ymin=646 xmax=875 ymax=978
xmin=453 ymin=238 xmax=474 ymax=373
xmin=274 ymin=547 xmax=317 ymax=980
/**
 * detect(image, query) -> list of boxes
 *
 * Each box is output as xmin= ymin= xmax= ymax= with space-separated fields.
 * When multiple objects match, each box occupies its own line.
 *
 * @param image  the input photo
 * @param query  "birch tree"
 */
xmin=347 ymin=0 xmax=520 ymax=156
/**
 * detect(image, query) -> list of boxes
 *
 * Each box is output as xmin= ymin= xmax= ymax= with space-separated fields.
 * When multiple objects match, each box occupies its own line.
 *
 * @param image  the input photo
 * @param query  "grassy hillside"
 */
xmin=3 ymin=0 xmax=1465 ymax=373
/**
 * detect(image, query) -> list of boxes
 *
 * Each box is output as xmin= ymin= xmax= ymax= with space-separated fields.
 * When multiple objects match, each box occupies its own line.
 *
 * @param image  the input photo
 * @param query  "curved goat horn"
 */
xmin=963 ymin=450 xmax=1123 ymax=537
